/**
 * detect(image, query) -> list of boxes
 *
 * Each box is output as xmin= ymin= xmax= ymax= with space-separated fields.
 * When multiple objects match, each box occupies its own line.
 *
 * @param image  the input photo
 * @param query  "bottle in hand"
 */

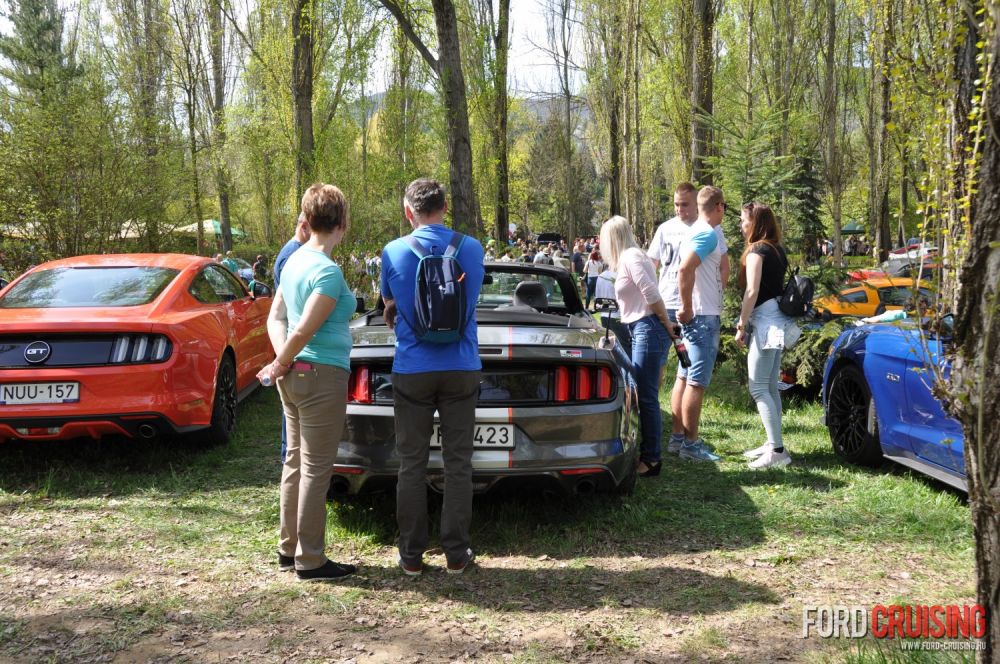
xmin=672 ymin=325 xmax=692 ymax=369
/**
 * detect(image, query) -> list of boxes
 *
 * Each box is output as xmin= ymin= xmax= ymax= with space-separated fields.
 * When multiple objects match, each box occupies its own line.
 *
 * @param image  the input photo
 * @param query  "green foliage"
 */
xmin=781 ymin=319 xmax=855 ymax=394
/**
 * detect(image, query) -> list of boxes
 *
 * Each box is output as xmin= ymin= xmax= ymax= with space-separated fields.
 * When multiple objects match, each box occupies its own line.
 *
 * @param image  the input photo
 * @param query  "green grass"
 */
xmin=0 ymin=359 xmax=975 ymax=662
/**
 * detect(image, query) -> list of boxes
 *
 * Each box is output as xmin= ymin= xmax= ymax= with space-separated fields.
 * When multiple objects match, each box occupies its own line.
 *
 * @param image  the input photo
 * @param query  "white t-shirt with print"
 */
xmin=646 ymin=215 xmax=696 ymax=309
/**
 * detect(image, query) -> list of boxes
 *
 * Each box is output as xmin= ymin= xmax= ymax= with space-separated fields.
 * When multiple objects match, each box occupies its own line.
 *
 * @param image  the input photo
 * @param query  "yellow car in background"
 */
xmin=813 ymin=278 xmax=934 ymax=320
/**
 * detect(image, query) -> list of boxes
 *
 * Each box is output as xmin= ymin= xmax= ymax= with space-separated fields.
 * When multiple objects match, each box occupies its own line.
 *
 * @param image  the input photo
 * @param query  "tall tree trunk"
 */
xmin=689 ymin=0 xmax=714 ymax=185
xmin=823 ymin=0 xmax=843 ymax=265
xmin=870 ymin=0 xmax=893 ymax=262
xmin=950 ymin=8 xmax=1000 ymax=661
xmin=208 ymin=0 xmax=233 ymax=251
xmin=431 ymin=0 xmax=480 ymax=234
xmin=379 ymin=0 xmax=479 ymax=235
xmin=292 ymin=0 xmax=315 ymax=201
xmin=184 ymin=90 xmax=205 ymax=255
xmin=493 ymin=0 xmax=510 ymax=246
xmin=608 ymin=97 xmax=621 ymax=216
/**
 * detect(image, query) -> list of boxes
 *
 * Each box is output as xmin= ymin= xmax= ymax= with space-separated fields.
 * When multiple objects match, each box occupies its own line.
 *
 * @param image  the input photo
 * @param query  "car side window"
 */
xmin=189 ymin=271 xmax=222 ymax=304
xmin=878 ymin=287 xmax=909 ymax=306
xmin=841 ymin=289 xmax=868 ymax=304
xmin=204 ymin=265 xmax=245 ymax=302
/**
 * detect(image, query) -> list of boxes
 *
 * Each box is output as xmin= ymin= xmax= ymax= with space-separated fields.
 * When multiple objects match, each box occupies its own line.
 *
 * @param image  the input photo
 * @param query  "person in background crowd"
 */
xmin=600 ymin=215 xmax=674 ymax=478
xmin=221 ymin=251 xmax=238 ymax=274
xmin=519 ymin=245 xmax=534 ymax=263
xmin=534 ymin=244 xmax=554 ymax=265
xmin=572 ymin=241 xmax=586 ymax=276
xmin=214 ymin=253 xmax=223 ymax=263
xmin=552 ymin=249 xmax=571 ymax=271
xmin=647 ymin=181 xmax=699 ymax=455
xmin=258 ymin=183 xmax=357 ymax=582
xmin=675 ymin=185 xmax=728 ymax=463
xmin=583 ymin=249 xmax=604 ymax=309
xmin=381 ymin=178 xmax=484 ymax=576
xmin=735 ymin=202 xmax=800 ymax=470
xmin=272 ymin=212 xmax=311 ymax=463
xmin=594 ymin=265 xmax=616 ymax=301
xmin=253 ymin=254 xmax=266 ymax=280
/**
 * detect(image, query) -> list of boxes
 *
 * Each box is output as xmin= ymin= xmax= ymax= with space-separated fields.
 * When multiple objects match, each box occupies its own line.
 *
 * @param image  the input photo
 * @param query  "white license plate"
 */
xmin=0 ymin=382 xmax=80 ymax=405
xmin=431 ymin=423 xmax=514 ymax=449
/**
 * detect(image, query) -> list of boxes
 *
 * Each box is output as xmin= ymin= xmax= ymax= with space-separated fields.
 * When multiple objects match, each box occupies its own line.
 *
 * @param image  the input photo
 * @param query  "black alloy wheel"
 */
xmin=826 ymin=364 xmax=882 ymax=466
xmin=191 ymin=353 xmax=238 ymax=446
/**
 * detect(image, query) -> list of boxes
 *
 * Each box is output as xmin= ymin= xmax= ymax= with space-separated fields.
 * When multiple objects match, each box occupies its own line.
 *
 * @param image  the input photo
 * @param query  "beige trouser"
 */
xmin=277 ymin=362 xmax=348 ymax=571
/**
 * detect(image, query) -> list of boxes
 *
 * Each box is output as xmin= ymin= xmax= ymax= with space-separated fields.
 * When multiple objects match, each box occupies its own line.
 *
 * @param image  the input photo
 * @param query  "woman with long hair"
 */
xmin=258 ymin=183 xmax=358 ymax=581
xmin=735 ymin=203 xmax=800 ymax=469
xmin=599 ymin=215 xmax=674 ymax=477
xmin=583 ymin=249 xmax=604 ymax=309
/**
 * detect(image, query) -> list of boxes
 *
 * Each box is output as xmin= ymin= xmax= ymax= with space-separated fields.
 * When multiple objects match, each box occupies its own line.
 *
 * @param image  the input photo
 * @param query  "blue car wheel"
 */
xmin=827 ymin=364 xmax=883 ymax=466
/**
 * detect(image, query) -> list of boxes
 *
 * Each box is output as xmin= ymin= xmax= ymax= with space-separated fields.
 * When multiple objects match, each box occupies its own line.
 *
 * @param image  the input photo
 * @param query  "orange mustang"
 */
xmin=0 ymin=254 xmax=273 ymax=445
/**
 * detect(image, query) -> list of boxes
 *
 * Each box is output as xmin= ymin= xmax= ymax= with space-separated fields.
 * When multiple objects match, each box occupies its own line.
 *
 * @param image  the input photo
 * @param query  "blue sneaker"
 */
xmin=667 ymin=435 xmax=685 ymax=454
xmin=679 ymin=440 xmax=721 ymax=462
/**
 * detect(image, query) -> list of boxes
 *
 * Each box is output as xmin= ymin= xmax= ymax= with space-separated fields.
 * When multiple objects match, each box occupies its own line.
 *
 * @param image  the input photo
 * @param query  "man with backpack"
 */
xmin=380 ymin=178 xmax=485 ymax=577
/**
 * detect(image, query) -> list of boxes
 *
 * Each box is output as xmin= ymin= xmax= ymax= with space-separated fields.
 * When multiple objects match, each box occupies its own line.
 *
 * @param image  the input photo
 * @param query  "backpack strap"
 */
xmin=443 ymin=232 xmax=466 ymax=258
xmin=402 ymin=234 xmax=429 ymax=259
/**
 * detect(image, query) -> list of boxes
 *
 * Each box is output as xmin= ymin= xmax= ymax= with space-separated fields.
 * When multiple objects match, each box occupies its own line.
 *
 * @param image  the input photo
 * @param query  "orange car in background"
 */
xmin=813 ymin=278 xmax=934 ymax=320
xmin=0 ymin=254 xmax=273 ymax=444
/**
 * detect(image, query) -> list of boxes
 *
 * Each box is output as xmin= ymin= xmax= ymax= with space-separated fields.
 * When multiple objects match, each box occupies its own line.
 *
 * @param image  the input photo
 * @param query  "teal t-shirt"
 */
xmin=279 ymin=247 xmax=355 ymax=370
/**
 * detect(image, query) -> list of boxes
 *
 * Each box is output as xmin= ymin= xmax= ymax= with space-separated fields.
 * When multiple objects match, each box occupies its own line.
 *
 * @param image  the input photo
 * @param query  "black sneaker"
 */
xmin=278 ymin=554 xmax=295 ymax=571
xmin=295 ymin=560 xmax=357 ymax=582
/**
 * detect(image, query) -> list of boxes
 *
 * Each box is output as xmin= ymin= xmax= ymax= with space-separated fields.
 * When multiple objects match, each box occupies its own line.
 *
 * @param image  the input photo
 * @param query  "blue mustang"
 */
xmin=821 ymin=317 xmax=966 ymax=491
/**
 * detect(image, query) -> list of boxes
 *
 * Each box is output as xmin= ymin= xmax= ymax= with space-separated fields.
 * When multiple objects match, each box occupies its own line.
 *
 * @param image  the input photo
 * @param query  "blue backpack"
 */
xmin=403 ymin=232 xmax=468 ymax=343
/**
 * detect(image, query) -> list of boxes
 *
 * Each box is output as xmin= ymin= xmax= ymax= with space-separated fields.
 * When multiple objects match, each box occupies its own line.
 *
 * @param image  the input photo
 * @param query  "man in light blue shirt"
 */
xmin=381 ymin=179 xmax=484 ymax=577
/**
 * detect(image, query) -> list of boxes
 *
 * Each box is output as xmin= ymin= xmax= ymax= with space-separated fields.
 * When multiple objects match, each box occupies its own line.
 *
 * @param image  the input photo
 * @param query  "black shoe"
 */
xmin=295 ymin=560 xmax=357 ymax=582
xmin=278 ymin=554 xmax=295 ymax=571
xmin=638 ymin=461 xmax=662 ymax=477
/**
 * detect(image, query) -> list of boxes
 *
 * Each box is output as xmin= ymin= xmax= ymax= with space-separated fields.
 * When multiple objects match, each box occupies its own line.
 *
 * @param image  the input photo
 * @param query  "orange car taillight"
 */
xmin=110 ymin=334 xmax=172 ymax=364
xmin=556 ymin=365 xmax=614 ymax=402
xmin=348 ymin=366 xmax=371 ymax=403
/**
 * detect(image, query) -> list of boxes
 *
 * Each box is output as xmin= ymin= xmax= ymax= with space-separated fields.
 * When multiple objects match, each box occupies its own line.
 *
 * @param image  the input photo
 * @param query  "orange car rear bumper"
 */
xmin=0 ymin=360 xmax=213 ymax=442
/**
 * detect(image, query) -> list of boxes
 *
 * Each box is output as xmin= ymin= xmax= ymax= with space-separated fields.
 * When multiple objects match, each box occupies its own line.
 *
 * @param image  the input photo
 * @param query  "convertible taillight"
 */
xmin=109 ymin=334 xmax=172 ymax=364
xmin=348 ymin=365 xmax=372 ymax=403
xmin=556 ymin=365 xmax=615 ymax=403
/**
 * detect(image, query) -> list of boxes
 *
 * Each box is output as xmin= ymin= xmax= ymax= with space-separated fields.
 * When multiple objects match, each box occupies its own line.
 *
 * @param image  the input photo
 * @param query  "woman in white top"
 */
xmin=583 ymin=250 xmax=604 ymax=309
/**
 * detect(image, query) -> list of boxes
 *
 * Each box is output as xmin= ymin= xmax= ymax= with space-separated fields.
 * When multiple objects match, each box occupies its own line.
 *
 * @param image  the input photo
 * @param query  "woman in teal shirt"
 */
xmin=259 ymin=183 xmax=356 ymax=582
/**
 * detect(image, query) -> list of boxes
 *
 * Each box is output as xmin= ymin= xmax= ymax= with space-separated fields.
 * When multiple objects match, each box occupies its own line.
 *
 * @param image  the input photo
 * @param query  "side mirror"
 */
xmin=251 ymin=281 xmax=273 ymax=299
xmin=355 ymin=296 xmax=367 ymax=314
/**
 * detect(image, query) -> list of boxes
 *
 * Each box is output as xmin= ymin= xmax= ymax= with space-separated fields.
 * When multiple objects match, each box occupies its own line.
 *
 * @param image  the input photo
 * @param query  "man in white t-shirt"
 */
xmin=647 ymin=182 xmax=698 ymax=454
xmin=675 ymin=185 xmax=728 ymax=463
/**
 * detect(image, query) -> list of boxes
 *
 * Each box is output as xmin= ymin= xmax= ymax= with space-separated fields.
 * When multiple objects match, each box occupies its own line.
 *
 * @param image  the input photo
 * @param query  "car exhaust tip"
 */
xmin=328 ymin=477 xmax=351 ymax=497
xmin=574 ymin=479 xmax=596 ymax=496
xmin=137 ymin=424 xmax=158 ymax=439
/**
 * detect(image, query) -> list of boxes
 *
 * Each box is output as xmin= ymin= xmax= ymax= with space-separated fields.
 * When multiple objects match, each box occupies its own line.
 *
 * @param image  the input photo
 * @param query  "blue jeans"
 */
xmin=585 ymin=276 xmax=598 ymax=307
xmin=628 ymin=315 xmax=670 ymax=464
xmin=677 ymin=315 xmax=721 ymax=388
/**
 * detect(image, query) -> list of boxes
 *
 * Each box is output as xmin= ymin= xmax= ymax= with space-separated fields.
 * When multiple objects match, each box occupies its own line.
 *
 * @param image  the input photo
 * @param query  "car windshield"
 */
xmin=478 ymin=269 xmax=568 ymax=309
xmin=0 ymin=266 xmax=179 ymax=308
